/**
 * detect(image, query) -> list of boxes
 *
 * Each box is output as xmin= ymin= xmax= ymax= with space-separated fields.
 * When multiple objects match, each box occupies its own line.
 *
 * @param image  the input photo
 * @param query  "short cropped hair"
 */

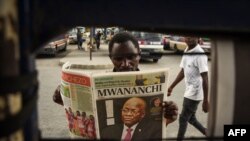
xmin=108 ymin=32 xmax=140 ymax=53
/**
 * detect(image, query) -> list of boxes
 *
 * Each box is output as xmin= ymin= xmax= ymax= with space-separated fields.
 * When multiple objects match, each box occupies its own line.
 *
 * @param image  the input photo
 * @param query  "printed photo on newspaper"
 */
xmin=60 ymin=62 xmax=169 ymax=140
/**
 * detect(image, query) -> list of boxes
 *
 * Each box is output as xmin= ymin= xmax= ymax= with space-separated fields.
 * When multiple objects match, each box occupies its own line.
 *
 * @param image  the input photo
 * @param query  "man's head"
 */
xmin=109 ymin=32 xmax=140 ymax=72
xmin=184 ymin=37 xmax=198 ymax=49
xmin=121 ymin=97 xmax=146 ymax=127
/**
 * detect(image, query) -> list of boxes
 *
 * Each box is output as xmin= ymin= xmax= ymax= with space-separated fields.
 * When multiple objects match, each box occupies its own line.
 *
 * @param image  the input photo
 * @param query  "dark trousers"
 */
xmin=77 ymin=40 xmax=82 ymax=49
xmin=96 ymin=40 xmax=100 ymax=49
xmin=177 ymin=98 xmax=206 ymax=141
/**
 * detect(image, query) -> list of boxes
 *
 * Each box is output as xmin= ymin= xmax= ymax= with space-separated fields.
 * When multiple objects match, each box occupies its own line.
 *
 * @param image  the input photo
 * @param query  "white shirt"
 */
xmin=180 ymin=44 xmax=208 ymax=101
xmin=121 ymin=123 xmax=138 ymax=140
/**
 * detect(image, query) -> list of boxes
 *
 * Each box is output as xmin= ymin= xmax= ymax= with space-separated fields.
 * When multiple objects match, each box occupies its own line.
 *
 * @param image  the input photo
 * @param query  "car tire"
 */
xmin=153 ymin=59 xmax=158 ymax=63
xmin=163 ymin=44 xmax=170 ymax=50
xmin=50 ymin=50 xmax=56 ymax=57
xmin=53 ymin=46 xmax=58 ymax=56
xmin=51 ymin=53 xmax=56 ymax=57
xmin=174 ymin=44 xmax=178 ymax=51
xmin=62 ymin=43 xmax=67 ymax=51
xmin=174 ymin=44 xmax=181 ymax=53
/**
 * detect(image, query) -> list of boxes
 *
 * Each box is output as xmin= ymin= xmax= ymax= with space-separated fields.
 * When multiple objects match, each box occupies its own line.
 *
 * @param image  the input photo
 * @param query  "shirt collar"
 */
xmin=185 ymin=44 xmax=200 ymax=53
xmin=123 ymin=123 xmax=139 ymax=131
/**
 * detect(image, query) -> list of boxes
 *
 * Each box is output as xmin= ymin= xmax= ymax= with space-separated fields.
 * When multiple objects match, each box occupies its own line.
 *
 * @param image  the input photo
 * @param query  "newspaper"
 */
xmin=60 ymin=62 xmax=169 ymax=140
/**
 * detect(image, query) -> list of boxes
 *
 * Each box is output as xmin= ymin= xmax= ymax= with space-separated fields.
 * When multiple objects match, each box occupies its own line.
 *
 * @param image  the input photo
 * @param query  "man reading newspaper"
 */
xmin=53 ymin=32 xmax=178 ymax=140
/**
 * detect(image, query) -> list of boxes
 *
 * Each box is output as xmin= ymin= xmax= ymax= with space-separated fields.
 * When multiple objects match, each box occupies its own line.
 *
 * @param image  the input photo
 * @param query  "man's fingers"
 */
xmin=164 ymin=101 xmax=178 ymax=110
xmin=164 ymin=109 xmax=178 ymax=117
xmin=202 ymin=103 xmax=209 ymax=113
xmin=167 ymin=115 xmax=178 ymax=120
xmin=203 ymin=108 xmax=208 ymax=113
xmin=163 ymin=100 xmax=178 ymax=119
xmin=163 ymin=101 xmax=173 ymax=106
xmin=167 ymin=93 xmax=171 ymax=97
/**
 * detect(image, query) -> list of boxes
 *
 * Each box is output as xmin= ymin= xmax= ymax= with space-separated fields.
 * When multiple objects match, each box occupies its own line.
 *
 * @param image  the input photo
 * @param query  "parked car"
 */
xmin=37 ymin=34 xmax=68 ymax=56
xmin=198 ymin=37 xmax=211 ymax=60
xmin=67 ymin=26 xmax=86 ymax=44
xmin=131 ymin=31 xmax=163 ymax=62
xmin=199 ymin=37 xmax=211 ymax=53
xmin=162 ymin=35 xmax=171 ymax=50
xmin=169 ymin=36 xmax=212 ymax=53
xmin=169 ymin=36 xmax=187 ymax=52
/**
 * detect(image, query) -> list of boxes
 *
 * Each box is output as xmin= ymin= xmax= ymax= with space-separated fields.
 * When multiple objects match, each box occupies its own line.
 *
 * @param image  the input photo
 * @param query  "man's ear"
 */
xmin=140 ymin=111 xmax=146 ymax=118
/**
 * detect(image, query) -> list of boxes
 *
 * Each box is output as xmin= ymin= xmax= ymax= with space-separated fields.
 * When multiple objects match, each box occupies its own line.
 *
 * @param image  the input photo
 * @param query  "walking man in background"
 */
xmin=167 ymin=36 xmax=209 ymax=140
xmin=77 ymin=28 xmax=83 ymax=50
xmin=95 ymin=30 xmax=102 ymax=50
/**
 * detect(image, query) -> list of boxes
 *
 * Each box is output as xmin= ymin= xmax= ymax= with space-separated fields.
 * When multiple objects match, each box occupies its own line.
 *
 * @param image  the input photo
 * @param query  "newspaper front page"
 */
xmin=92 ymin=69 xmax=169 ymax=140
xmin=60 ymin=62 xmax=169 ymax=140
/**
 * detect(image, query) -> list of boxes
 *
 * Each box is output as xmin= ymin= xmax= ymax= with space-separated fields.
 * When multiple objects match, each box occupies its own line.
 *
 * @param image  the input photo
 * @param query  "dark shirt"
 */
xmin=77 ymin=31 xmax=82 ymax=41
xmin=95 ymin=32 xmax=101 ymax=41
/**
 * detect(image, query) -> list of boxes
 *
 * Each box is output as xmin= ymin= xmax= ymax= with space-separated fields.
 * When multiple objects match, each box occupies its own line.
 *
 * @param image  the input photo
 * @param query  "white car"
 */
xmin=169 ymin=36 xmax=211 ymax=54
xmin=199 ymin=38 xmax=211 ymax=53
xmin=169 ymin=36 xmax=187 ymax=52
xmin=131 ymin=31 xmax=163 ymax=62
xmin=37 ymin=34 xmax=68 ymax=56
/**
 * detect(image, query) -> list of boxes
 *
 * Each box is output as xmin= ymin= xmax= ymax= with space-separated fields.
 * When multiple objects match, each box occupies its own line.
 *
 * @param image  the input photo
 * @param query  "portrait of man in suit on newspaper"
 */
xmin=100 ymin=97 xmax=162 ymax=140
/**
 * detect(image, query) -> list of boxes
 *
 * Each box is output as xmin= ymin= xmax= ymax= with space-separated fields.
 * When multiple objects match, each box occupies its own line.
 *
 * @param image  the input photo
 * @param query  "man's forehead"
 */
xmin=125 ymin=98 xmax=144 ymax=106
xmin=123 ymin=103 xmax=139 ymax=109
xmin=110 ymin=53 xmax=139 ymax=57
xmin=112 ymin=46 xmax=139 ymax=56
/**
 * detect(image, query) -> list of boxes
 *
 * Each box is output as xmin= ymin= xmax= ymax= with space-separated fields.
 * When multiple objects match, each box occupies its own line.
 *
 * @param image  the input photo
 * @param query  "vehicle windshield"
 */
xmin=69 ymin=27 xmax=85 ymax=34
xmin=131 ymin=31 xmax=162 ymax=41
